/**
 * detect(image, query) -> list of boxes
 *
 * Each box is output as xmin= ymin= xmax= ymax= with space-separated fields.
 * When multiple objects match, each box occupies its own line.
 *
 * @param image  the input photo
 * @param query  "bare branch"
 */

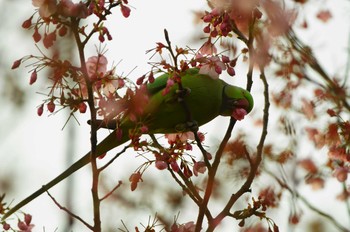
xmin=46 ymin=191 xmax=93 ymax=231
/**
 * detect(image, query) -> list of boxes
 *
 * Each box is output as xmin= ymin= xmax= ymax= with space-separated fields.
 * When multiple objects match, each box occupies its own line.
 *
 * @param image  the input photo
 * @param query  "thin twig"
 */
xmin=287 ymin=30 xmax=350 ymax=111
xmin=246 ymin=17 xmax=256 ymax=92
xmin=149 ymin=136 xmax=211 ymax=219
xmin=99 ymin=146 xmax=129 ymax=172
xmin=100 ymin=181 xmax=122 ymax=201
xmin=343 ymin=183 xmax=350 ymax=220
xmin=266 ymin=169 xmax=350 ymax=232
xmin=46 ymin=190 xmax=93 ymax=230
xmin=195 ymin=118 xmax=237 ymax=232
xmin=168 ymin=168 xmax=201 ymax=206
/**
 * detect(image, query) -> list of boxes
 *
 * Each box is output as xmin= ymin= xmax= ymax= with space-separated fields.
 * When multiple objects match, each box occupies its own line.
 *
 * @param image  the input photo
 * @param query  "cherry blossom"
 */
xmin=155 ymin=160 xmax=168 ymax=170
xmin=29 ymin=70 xmax=37 ymax=85
xmin=316 ymin=10 xmax=332 ymax=23
xmin=129 ymin=172 xmax=142 ymax=191
xmin=32 ymin=0 xmax=57 ymax=18
xmin=120 ymin=4 xmax=131 ymax=18
xmin=232 ymin=108 xmax=247 ymax=121
xmin=165 ymin=132 xmax=195 ymax=144
xmin=198 ymin=41 xmax=217 ymax=55
xmin=85 ymin=55 xmax=108 ymax=80
xmin=333 ymin=167 xmax=348 ymax=182
xmin=58 ymin=0 xmax=88 ymax=18
xmin=198 ymin=56 xmax=226 ymax=79
xmin=193 ymin=161 xmax=206 ymax=176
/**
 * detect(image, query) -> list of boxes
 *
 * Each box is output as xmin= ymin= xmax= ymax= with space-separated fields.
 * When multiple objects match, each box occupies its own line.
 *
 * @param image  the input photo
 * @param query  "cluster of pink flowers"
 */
xmin=2 ymin=214 xmax=34 ymax=232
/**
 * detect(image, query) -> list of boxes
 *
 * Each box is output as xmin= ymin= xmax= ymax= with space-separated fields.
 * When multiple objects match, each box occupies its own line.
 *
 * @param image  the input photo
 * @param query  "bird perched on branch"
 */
xmin=2 ymin=68 xmax=253 ymax=220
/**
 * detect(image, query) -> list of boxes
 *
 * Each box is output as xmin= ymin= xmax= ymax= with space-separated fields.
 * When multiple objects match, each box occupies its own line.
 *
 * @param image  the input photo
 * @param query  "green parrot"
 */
xmin=2 ymin=68 xmax=253 ymax=220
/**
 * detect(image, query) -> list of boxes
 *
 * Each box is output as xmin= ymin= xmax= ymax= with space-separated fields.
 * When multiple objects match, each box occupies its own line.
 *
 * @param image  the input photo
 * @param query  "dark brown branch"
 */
xmin=207 ymin=68 xmax=269 ymax=232
xmin=149 ymin=135 xmax=213 ymax=220
xmin=195 ymin=118 xmax=237 ymax=232
xmin=71 ymin=18 xmax=101 ymax=232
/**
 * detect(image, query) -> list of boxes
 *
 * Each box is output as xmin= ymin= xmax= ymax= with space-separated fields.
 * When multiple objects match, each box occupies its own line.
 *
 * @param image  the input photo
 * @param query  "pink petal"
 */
xmin=232 ymin=108 xmax=247 ymax=121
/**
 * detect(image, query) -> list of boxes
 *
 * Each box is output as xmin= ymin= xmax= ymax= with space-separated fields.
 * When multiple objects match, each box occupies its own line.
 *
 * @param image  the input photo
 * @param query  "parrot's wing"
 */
xmin=146 ymin=69 xmax=200 ymax=95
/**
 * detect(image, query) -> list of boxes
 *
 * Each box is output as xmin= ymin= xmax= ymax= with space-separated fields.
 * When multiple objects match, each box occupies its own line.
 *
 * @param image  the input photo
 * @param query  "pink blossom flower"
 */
xmin=232 ymin=108 xmax=247 ymax=121
xmin=37 ymin=104 xmax=44 ymax=116
xmin=316 ymin=10 xmax=332 ymax=23
xmin=198 ymin=41 xmax=217 ymax=55
xmin=78 ymin=102 xmax=87 ymax=113
xmin=102 ymin=77 xmax=123 ymax=96
xmin=12 ymin=58 xmax=22 ymax=69
xmin=85 ymin=55 xmax=108 ymax=80
xmin=47 ymin=100 xmax=55 ymax=113
xmin=165 ymin=132 xmax=195 ymax=144
xmin=162 ymin=78 xmax=175 ymax=95
xmin=120 ymin=4 xmax=131 ymax=18
xmin=43 ymin=31 xmax=56 ymax=49
xmin=33 ymin=27 xmax=41 ymax=42
xmin=333 ymin=167 xmax=349 ymax=182
xmin=193 ymin=161 xmax=207 ymax=176
xmin=155 ymin=160 xmax=167 ymax=170
xmin=173 ymin=221 xmax=196 ymax=232
xmin=3 ymin=223 xmax=10 ymax=230
xmin=32 ymin=0 xmax=58 ymax=18
xmin=17 ymin=220 xmax=35 ymax=232
xmin=129 ymin=172 xmax=142 ymax=191
xmin=170 ymin=161 xmax=180 ymax=172
xmin=24 ymin=214 xmax=32 ymax=226
xmin=58 ymin=0 xmax=88 ymax=18
xmin=29 ymin=70 xmax=37 ymax=85
xmin=22 ymin=16 xmax=33 ymax=29
xmin=199 ymin=56 xmax=226 ymax=79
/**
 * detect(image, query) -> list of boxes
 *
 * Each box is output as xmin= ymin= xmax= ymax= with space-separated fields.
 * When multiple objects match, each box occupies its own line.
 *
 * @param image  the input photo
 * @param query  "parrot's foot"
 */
xmin=175 ymin=87 xmax=191 ymax=102
xmin=175 ymin=120 xmax=198 ymax=132
xmin=87 ymin=119 xmax=118 ymax=130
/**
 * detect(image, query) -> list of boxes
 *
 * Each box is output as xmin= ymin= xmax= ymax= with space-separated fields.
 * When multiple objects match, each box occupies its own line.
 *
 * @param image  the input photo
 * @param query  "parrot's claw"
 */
xmin=175 ymin=120 xmax=198 ymax=132
xmin=87 ymin=119 xmax=118 ymax=130
xmin=186 ymin=120 xmax=198 ymax=131
xmin=176 ymin=87 xmax=191 ymax=102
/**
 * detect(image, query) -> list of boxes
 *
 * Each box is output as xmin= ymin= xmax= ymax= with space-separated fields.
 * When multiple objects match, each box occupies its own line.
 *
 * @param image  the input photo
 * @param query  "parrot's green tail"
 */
xmin=2 ymin=152 xmax=91 ymax=220
xmin=2 ymin=129 xmax=130 ymax=221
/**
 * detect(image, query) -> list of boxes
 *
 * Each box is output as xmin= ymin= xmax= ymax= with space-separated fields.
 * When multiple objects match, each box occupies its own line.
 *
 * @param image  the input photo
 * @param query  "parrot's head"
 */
xmin=220 ymin=85 xmax=254 ymax=121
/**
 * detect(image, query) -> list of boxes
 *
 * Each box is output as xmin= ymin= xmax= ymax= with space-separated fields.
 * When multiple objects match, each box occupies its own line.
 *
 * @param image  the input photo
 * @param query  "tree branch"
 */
xmin=207 ymin=68 xmax=269 ymax=232
xmin=71 ymin=17 xmax=101 ymax=231
xmin=195 ymin=118 xmax=237 ymax=232
xmin=46 ymin=190 xmax=93 ymax=230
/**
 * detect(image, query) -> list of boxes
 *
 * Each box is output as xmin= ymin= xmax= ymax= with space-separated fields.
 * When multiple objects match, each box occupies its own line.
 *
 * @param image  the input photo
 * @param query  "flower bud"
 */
xmin=47 ymin=101 xmax=55 ymax=113
xmin=11 ymin=59 xmax=22 ymax=69
xmin=37 ymin=104 xmax=44 ymax=116
xmin=78 ymin=102 xmax=87 ymax=113
xmin=22 ymin=16 xmax=33 ymax=29
xmin=29 ymin=70 xmax=37 ymax=85
xmin=120 ymin=5 xmax=131 ymax=18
